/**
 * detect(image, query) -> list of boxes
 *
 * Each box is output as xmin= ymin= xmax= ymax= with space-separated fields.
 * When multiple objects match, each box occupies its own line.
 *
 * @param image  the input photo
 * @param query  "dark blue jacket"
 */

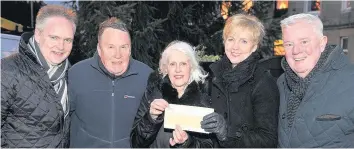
xmin=277 ymin=45 xmax=354 ymax=147
xmin=69 ymin=53 xmax=152 ymax=148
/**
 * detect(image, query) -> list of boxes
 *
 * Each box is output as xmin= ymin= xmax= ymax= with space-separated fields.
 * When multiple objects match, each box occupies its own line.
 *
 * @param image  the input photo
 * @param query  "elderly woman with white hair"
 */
xmin=130 ymin=41 xmax=215 ymax=148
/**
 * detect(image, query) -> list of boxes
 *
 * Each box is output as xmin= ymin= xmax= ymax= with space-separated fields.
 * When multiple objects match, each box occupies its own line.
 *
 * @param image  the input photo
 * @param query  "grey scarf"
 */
xmin=27 ymin=37 xmax=69 ymax=118
xmin=283 ymin=47 xmax=331 ymax=128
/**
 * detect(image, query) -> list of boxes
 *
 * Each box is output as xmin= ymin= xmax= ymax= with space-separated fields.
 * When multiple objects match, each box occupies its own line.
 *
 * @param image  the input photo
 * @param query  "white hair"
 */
xmin=159 ymin=40 xmax=208 ymax=83
xmin=280 ymin=13 xmax=323 ymax=37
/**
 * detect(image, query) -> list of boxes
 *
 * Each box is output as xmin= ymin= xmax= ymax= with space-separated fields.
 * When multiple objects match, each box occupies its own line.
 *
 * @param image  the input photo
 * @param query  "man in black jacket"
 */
xmin=1 ymin=5 xmax=77 ymax=148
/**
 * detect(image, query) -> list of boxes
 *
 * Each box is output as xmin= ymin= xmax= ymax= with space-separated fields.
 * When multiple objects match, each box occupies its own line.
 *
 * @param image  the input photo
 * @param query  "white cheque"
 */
xmin=164 ymin=104 xmax=214 ymax=133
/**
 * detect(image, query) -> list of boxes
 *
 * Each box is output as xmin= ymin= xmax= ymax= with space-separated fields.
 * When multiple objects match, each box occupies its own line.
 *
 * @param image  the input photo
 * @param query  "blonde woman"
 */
xmin=200 ymin=14 xmax=280 ymax=147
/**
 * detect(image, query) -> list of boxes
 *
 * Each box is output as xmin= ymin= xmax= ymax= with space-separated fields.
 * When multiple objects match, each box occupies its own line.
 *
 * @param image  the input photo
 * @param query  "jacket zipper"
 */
xmin=111 ymin=80 xmax=115 ymax=147
xmin=227 ymin=92 xmax=231 ymax=126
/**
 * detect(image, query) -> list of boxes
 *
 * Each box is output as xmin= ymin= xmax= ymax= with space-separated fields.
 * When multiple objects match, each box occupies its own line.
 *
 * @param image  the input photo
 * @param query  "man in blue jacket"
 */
xmin=69 ymin=17 xmax=153 ymax=148
xmin=277 ymin=13 xmax=354 ymax=147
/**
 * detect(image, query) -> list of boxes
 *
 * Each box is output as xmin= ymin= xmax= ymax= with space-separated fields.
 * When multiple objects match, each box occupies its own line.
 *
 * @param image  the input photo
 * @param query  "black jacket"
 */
xmin=209 ymin=52 xmax=280 ymax=147
xmin=130 ymin=72 xmax=215 ymax=148
xmin=1 ymin=32 xmax=69 ymax=148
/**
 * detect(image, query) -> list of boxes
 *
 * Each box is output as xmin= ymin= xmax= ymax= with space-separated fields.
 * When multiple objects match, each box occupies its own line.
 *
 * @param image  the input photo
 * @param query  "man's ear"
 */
xmin=34 ymin=28 xmax=41 ymax=43
xmin=320 ymin=36 xmax=328 ymax=52
xmin=97 ymin=44 xmax=102 ymax=57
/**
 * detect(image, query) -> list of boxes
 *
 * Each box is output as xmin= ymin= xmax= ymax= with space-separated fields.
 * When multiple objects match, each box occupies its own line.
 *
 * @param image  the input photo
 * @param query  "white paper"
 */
xmin=164 ymin=104 xmax=214 ymax=133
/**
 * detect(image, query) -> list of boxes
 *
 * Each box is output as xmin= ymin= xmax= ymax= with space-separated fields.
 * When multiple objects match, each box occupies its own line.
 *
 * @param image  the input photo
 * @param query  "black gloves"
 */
xmin=201 ymin=112 xmax=228 ymax=141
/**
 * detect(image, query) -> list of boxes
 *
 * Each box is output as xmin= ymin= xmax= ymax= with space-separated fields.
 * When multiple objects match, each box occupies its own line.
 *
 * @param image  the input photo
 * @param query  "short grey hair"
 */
xmin=280 ymin=13 xmax=323 ymax=36
xmin=98 ymin=17 xmax=130 ymax=40
xmin=159 ymin=40 xmax=208 ymax=83
xmin=36 ymin=5 xmax=77 ymax=31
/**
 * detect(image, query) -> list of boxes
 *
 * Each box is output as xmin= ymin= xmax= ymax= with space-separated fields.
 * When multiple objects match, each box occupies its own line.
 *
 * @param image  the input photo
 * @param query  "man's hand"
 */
xmin=201 ymin=112 xmax=228 ymax=141
xmin=169 ymin=125 xmax=189 ymax=146
xmin=149 ymin=99 xmax=168 ymax=120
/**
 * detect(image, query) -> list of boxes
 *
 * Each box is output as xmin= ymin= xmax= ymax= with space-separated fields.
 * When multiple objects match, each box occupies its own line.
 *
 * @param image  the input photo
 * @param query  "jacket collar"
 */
xmin=90 ymin=51 xmax=138 ymax=79
xmin=18 ymin=32 xmax=40 ymax=65
xmin=160 ymin=75 xmax=201 ymax=105
xmin=321 ymin=45 xmax=348 ymax=71
xmin=18 ymin=32 xmax=49 ymax=74
xmin=209 ymin=51 xmax=260 ymax=92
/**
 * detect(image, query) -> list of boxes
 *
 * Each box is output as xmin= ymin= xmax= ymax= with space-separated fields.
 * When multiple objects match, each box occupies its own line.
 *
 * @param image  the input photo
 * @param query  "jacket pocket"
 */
xmin=113 ymin=137 xmax=130 ymax=148
xmin=315 ymin=114 xmax=341 ymax=121
xmin=315 ymin=114 xmax=342 ymax=131
xmin=71 ymin=127 xmax=110 ymax=148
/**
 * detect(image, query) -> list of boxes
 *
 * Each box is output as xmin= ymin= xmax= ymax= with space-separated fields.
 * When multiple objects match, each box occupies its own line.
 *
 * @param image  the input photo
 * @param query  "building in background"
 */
xmin=321 ymin=1 xmax=354 ymax=63
xmin=1 ymin=1 xmax=45 ymax=58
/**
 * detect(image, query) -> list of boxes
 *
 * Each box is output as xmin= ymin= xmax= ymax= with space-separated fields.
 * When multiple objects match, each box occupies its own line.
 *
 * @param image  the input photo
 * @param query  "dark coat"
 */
xmin=68 ymin=53 xmax=152 ymax=148
xmin=209 ymin=52 xmax=280 ymax=147
xmin=130 ymin=72 xmax=216 ymax=148
xmin=277 ymin=45 xmax=354 ymax=147
xmin=1 ymin=32 xmax=69 ymax=148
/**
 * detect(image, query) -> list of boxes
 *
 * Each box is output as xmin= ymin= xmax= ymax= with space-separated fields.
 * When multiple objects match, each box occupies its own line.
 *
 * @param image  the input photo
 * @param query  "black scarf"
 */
xmin=283 ymin=47 xmax=332 ymax=128
xmin=27 ymin=37 xmax=69 ymax=117
xmin=219 ymin=52 xmax=261 ymax=89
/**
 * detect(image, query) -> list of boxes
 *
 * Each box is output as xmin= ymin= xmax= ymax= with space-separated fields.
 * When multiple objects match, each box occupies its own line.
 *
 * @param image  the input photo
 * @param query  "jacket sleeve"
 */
xmin=130 ymin=85 xmax=164 ymax=148
xmin=218 ymin=73 xmax=280 ymax=147
xmin=337 ymin=78 xmax=354 ymax=147
xmin=68 ymin=71 xmax=77 ymax=116
xmin=1 ymin=60 xmax=19 ymax=147
xmin=343 ymin=108 xmax=354 ymax=146
xmin=177 ymin=133 xmax=215 ymax=148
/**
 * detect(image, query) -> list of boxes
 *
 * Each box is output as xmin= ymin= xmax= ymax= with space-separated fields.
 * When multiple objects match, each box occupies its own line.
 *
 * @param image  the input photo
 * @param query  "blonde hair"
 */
xmin=159 ymin=40 xmax=208 ymax=83
xmin=223 ymin=14 xmax=265 ymax=45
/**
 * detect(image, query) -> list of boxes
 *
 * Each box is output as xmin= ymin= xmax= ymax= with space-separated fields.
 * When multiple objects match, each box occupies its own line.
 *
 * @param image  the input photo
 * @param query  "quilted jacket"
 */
xmin=1 ymin=32 xmax=69 ymax=148
xmin=277 ymin=45 xmax=354 ymax=147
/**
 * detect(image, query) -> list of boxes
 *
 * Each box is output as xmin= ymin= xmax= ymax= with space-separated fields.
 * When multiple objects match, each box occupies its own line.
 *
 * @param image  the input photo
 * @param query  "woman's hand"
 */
xmin=149 ymin=99 xmax=169 ymax=120
xmin=201 ymin=112 xmax=228 ymax=141
xmin=169 ymin=125 xmax=189 ymax=146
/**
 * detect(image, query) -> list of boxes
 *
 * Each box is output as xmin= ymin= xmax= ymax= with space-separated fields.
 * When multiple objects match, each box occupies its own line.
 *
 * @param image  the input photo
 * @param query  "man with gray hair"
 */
xmin=68 ymin=17 xmax=152 ymax=148
xmin=1 ymin=5 xmax=77 ymax=148
xmin=277 ymin=13 xmax=354 ymax=147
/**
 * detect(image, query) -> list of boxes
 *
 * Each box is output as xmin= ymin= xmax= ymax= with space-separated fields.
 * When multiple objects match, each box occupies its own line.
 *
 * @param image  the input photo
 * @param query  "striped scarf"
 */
xmin=27 ymin=36 xmax=69 ymax=118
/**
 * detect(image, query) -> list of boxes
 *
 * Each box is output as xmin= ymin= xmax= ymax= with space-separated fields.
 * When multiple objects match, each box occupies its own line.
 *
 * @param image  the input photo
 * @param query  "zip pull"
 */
xmin=112 ymin=80 xmax=115 ymax=97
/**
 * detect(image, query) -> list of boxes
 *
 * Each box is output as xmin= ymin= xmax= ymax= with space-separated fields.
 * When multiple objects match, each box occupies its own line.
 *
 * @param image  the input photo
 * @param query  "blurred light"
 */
xmin=311 ymin=0 xmax=321 ymax=11
xmin=221 ymin=1 xmax=231 ymax=20
xmin=274 ymin=40 xmax=285 ymax=56
xmin=1 ymin=17 xmax=23 ymax=32
xmin=242 ymin=0 xmax=253 ymax=11
xmin=277 ymin=0 xmax=288 ymax=10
